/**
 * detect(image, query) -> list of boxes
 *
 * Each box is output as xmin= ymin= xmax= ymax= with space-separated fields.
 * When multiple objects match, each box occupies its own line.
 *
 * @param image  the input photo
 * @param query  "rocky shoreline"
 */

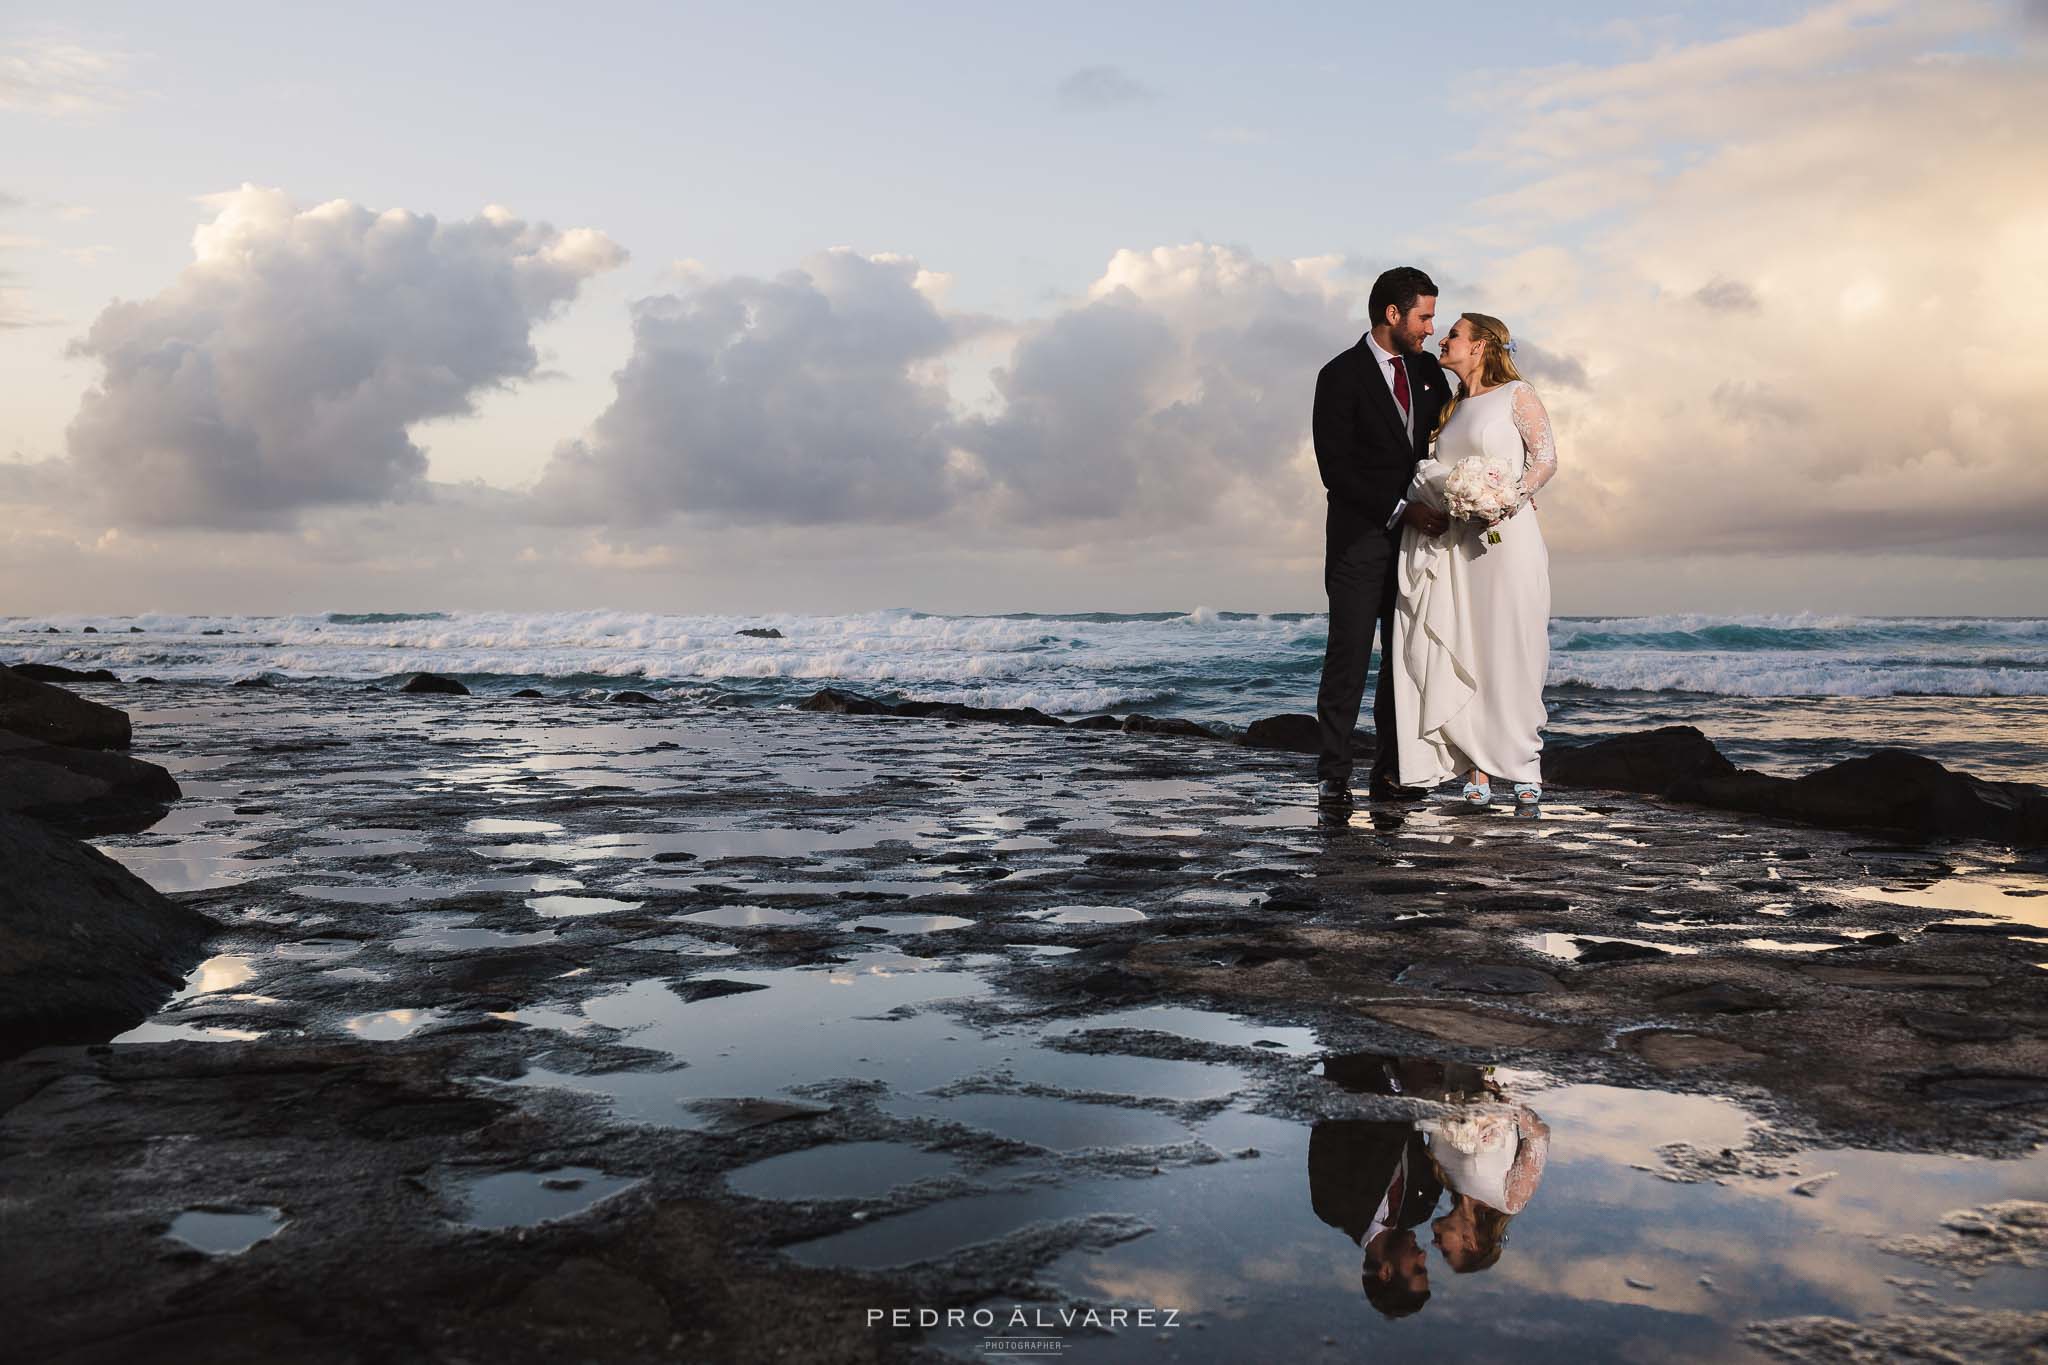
xmin=2 ymin=674 xmax=2044 ymax=1361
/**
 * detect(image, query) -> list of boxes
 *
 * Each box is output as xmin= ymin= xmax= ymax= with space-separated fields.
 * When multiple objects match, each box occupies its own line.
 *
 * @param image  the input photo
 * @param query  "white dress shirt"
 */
xmin=1365 ymin=332 xmax=1414 ymax=442
xmin=1369 ymin=333 xmax=1415 ymax=529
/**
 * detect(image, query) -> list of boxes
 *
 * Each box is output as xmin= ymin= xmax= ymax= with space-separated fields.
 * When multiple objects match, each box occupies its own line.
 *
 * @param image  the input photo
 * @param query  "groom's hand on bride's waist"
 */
xmin=1401 ymin=503 xmax=1450 ymax=536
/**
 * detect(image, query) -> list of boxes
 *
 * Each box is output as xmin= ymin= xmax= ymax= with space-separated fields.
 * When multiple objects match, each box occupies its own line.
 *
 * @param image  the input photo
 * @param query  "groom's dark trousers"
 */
xmin=1311 ymin=335 xmax=1448 ymax=790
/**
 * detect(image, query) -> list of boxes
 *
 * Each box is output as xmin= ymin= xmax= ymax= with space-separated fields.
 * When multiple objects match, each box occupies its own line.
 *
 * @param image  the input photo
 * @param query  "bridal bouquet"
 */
xmin=1443 ymin=454 xmax=1521 ymax=546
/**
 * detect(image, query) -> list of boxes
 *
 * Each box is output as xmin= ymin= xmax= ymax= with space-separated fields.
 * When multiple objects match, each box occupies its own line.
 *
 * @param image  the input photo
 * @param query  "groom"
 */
xmin=1313 ymin=266 xmax=1451 ymax=802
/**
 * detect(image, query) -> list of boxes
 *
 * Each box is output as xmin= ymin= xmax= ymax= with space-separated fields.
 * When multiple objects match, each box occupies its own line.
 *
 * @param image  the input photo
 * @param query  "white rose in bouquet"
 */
xmin=1443 ymin=454 xmax=1521 ymax=547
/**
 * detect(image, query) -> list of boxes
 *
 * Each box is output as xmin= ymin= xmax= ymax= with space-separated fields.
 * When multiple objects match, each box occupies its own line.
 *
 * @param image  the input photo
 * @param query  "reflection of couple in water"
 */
xmin=1307 ymin=1055 xmax=1550 ymax=1319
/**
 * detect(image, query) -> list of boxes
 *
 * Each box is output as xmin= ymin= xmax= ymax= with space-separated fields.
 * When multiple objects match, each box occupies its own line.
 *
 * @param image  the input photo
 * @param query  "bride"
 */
xmin=1392 ymin=313 xmax=1558 ymax=806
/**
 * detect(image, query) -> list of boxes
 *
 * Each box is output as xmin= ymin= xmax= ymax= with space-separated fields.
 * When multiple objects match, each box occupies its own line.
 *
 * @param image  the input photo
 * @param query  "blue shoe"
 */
xmin=1513 ymin=782 xmax=1541 ymax=806
xmin=1461 ymin=780 xmax=1491 ymax=807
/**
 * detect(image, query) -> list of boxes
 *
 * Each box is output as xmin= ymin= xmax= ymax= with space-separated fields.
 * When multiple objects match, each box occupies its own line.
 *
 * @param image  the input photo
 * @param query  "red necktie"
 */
xmin=1390 ymin=357 xmax=1411 ymax=419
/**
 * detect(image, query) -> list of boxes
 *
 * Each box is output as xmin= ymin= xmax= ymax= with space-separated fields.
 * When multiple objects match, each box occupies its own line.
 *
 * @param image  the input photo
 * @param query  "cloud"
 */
xmin=540 ymin=242 xmax=1369 ymax=537
xmin=0 ymin=36 xmax=136 ymax=117
xmin=1692 ymin=277 xmax=1760 ymax=312
xmin=1466 ymin=1 xmax=2048 ymax=560
xmin=532 ymin=248 xmax=965 ymax=526
xmin=1057 ymin=65 xmax=1157 ymax=109
xmin=957 ymin=244 xmax=1363 ymax=529
xmin=64 ymin=186 xmax=624 ymax=529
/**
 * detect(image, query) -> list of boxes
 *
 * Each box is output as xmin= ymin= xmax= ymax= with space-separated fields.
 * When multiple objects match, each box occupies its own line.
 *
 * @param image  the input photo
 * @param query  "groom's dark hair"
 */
xmin=1369 ymin=267 xmax=1438 ymax=324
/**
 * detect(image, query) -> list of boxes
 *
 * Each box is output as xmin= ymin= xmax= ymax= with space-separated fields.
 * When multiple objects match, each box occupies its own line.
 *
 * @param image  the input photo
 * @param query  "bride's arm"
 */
xmin=1510 ymin=383 xmax=1558 ymax=499
xmin=1406 ymin=455 xmax=1451 ymax=511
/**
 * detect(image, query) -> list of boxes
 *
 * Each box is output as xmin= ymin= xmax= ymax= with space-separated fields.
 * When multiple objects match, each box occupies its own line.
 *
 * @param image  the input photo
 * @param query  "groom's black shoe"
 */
xmin=1317 ymin=779 xmax=1354 ymax=808
xmin=1366 ymin=779 xmax=1428 ymax=803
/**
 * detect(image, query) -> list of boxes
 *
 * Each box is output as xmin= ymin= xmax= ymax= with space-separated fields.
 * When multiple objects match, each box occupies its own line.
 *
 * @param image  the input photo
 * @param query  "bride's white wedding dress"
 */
xmin=1393 ymin=380 xmax=1557 ymax=788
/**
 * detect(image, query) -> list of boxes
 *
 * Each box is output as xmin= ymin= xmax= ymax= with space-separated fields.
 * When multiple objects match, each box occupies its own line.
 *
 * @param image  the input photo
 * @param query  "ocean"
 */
xmin=7 ymin=610 xmax=2046 ymax=784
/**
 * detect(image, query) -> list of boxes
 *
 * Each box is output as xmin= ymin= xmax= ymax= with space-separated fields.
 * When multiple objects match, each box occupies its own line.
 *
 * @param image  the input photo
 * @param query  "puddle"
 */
xmin=113 ymin=1020 xmax=266 ymax=1044
xmin=676 ymin=905 xmax=818 ymax=928
xmin=171 ymin=954 xmax=257 ymax=999
xmin=1023 ymin=905 xmax=1149 ymax=926
xmin=513 ymin=960 xmax=993 ymax=1127
xmin=1839 ymin=872 xmax=2048 ymax=930
xmin=464 ymin=817 xmax=565 ymax=835
xmin=391 ymin=921 xmax=558 ymax=953
xmin=885 ymin=1092 xmax=1189 ymax=1151
xmin=844 ymin=913 xmax=975 ymax=934
xmin=274 ymin=938 xmax=364 ymax=961
xmin=1054 ymin=1005 xmax=1320 ymax=1057
xmin=1739 ymin=938 xmax=1843 ymax=953
xmin=527 ymin=894 xmax=644 ymax=918
xmin=1521 ymin=933 xmax=1701 ymax=961
xmin=793 ymin=1059 xmax=2048 ymax=1362
xmin=166 ymin=1206 xmax=288 ymax=1255
xmin=726 ymin=1142 xmax=963 ymax=1202
xmin=451 ymin=1167 xmax=641 ymax=1229
xmin=999 ymin=1051 xmax=1248 ymax=1102
xmin=294 ymin=884 xmax=450 ymax=905
xmin=343 ymin=1008 xmax=442 ymax=1040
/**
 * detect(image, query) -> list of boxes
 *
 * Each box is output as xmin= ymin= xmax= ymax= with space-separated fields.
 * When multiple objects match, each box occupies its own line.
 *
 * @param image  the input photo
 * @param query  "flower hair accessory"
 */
xmin=1506 ymin=338 xmax=1519 ymax=356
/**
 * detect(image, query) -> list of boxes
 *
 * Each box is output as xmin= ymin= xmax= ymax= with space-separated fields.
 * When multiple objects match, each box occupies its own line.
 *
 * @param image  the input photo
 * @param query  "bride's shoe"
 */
xmin=1513 ymin=783 xmax=1541 ymax=806
xmin=1461 ymin=779 xmax=1491 ymax=807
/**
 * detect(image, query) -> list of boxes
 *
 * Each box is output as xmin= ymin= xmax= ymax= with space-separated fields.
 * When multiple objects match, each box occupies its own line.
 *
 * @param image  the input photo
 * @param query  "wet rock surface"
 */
xmin=1 ymin=685 xmax=2044 ymax=1362
xmin=0 ymin=812 xmax=218 ymax=1057
xmin=0 ymin=664 xmax=133 ymax=749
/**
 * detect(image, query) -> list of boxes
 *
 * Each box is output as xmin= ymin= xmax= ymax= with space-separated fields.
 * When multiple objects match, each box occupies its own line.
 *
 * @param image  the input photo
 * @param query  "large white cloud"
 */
xmin=957 ymin=245 xmax=1369 ymax=531
xmin=532 ymin=248 xmax=965 ymax=526
xmin=538 ymin=242 xmax=1388 ymax=538
xmin=1458 ymin=0 xmax=2048 ymax=560
xmin=64 ymin=186 xmax=624 ymax=528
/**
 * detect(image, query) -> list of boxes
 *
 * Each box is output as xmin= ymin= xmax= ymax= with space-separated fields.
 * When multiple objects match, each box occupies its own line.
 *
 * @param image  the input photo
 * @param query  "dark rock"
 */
xmin=200 ymin=628 xmax=224 ymax=635
xmin=9 ymin=663 xmax=119 ymax=684
xmin=0 ymin=730 xmax=182 ymax=832
xmin=401 ymin=673 xmax=470 ymax=696
xmin=0 ymin=812 xmax=218 ymax=1057
xmin=670 ymin=978 xmax=771 ymax=1003
xmin=81 ymin=627 xmax=98 ymax=634
xmin=1897 ymin=1009 xmax=2014 ymax=1042
xmin=1572 ymin=938 xmax=1669 ymax=964
xmin=1122 ymin=714 xmax=1218 ymax=739
xmin=1914 ymin=1073 xmax=2048 ymax=1107
xmin=127 ymin=626 xmax=143 ymax=633
xmin=796 ymin=687 xmax=893 ymax=717
xmin=651 ymin=851 xmax=697 ymax=864
xmin=1074 ymin=967 xmax=1162 ymax=999
xmin=682 ymin=1097 xmax=833 ymax=1132
xmin=1547 ymin=726 xmax=1738 ymax=794
xmin=1397 ymin=960 xmax=1559 ymax=995
xmin=0 ymin=667 xmax=131 ymax=750
xmin=1688 ymin=750 xmax=2048 ymax=847
xmin=610 ymin=691 xmax=657 ymax=704
xmin=1473 ymin=893 xmax=1571 ymax=914
xmin=1070 ymin=715 xmax=1123 ymax=731
xmin=1550 ymin=726 xmax=2048 ymax=847
xmin=795 ymin=688 xmax=1064 ymax=728
xmin=1921 ymin=921 xmax=2027 ymax=938
xmin=511 ymin=688 xmax=545 ymax=698
xmin=1658 ymin=983 xmax=1785 ymax=1014
xmin=735 ymin=628 xmax=784 ymax=639
xmin=1241 ymin=714 xmax=1320 ymax=754
xmin=1828 ymin=932 xmax=1907 ymax=951
xmin=231 ymin=676 xmax=274 ymax=689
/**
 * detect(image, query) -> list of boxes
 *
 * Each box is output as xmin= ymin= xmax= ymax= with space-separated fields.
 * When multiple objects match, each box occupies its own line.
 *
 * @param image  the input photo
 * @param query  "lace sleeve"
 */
xmin=1510 ymin=383 xmax=1558 ymax=498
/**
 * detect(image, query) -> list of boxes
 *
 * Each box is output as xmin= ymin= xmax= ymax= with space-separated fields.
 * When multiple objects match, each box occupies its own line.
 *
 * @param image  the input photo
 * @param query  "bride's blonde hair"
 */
xmin=1432 ymin=312 xmax=1524 ymax=441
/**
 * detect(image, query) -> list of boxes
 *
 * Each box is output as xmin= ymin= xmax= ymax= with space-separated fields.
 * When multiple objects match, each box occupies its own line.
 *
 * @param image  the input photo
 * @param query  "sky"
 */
xmin=3 ymin=0 xmax=2044 ymax=616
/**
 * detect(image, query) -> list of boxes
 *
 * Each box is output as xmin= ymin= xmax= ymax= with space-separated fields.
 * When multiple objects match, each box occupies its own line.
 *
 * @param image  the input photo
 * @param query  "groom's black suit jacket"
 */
xmin=1313 ymin=338 xmax=1449 ymax=539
